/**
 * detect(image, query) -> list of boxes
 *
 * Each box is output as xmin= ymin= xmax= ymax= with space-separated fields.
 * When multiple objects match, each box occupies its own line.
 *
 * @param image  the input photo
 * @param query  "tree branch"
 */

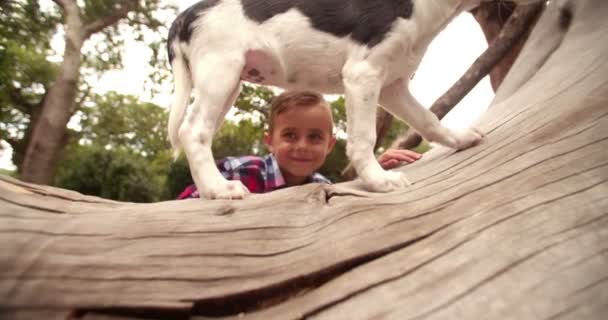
xmin=51 ymin=0 xmax=69 ymax=10
xmin=83 ymin=1 xmax=138 ymax=38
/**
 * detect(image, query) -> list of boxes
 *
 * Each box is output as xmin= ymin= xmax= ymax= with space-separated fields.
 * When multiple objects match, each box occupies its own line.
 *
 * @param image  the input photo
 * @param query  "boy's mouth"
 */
xmin=289 ymin=157 xmax=313 ymax=162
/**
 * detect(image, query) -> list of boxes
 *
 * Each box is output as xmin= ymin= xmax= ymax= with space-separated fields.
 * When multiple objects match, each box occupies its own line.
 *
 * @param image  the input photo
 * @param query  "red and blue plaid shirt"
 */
xmin=177 ymin=154 xmax=331 ymax=199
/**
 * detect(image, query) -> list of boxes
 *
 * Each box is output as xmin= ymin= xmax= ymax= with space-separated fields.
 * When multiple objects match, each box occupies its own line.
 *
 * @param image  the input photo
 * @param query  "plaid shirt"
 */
xmin=177 ymin=154 xmax=331 ymax=199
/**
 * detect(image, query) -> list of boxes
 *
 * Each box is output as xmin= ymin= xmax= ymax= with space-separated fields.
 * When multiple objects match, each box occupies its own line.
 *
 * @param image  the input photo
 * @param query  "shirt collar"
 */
xmin=264 ymin=154 xmax=286 ymax=191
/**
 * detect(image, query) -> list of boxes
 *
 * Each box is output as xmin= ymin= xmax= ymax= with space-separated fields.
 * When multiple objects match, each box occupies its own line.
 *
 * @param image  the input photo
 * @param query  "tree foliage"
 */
xmin=53 ymin=91 xmax=173 ymax=201
xmin=54 ymin=144 xmax=162 ymax=202
xmin=77 ymin=92 xmax=170 ymax=158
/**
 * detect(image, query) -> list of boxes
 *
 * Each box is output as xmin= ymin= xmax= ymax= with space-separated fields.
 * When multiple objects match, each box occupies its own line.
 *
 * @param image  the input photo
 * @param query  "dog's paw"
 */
xmin=363 ymin=170 xmax=412 ymax=193
xmin=453 ymin=128 xmax=485 ymax=150
xmin=202 ymin=180 xmax=250 ymax=200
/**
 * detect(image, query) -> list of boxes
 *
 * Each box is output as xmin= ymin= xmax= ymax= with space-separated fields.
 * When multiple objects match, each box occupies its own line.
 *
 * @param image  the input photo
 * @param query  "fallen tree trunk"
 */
xmin=1 ymin=0 xmax=607 ymax=319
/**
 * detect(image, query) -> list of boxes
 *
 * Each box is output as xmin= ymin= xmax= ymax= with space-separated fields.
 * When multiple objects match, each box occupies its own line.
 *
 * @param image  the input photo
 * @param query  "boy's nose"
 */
xmin=294 ymin=139 xmax=309 ymax=150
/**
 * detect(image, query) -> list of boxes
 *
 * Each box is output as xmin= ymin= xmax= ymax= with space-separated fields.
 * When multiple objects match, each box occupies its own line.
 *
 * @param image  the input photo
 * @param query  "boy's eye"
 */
xmin=282 ymin=132 xmax=297 ymax=140
xmin=308 ymin=133 xmax=323 ymax=142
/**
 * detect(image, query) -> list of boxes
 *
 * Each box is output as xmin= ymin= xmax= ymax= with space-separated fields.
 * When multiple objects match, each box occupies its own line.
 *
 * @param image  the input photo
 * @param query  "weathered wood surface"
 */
xmin=1 ymin=0 xmax=607 ymax=319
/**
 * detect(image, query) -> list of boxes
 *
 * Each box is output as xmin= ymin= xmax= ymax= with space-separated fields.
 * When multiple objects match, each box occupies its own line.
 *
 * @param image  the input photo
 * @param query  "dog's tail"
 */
xmin=167 ymin=44 xmax=192 ymax=160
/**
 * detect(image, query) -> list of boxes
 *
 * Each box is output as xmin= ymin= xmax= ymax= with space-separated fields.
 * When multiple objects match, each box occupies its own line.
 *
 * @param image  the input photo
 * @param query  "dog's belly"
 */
xmin=240 ymin=48 xmax=346 ymax=93
xmin=237 ymin=8 xmax=354 ymax=94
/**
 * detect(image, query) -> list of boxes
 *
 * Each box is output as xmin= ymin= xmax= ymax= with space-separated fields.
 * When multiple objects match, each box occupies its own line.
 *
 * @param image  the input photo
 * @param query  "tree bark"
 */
xmin=472 ymin=2 xmax=515 ymax=90
xmin=20 ymin=0 xmax=84 ymax=184
xmin=2 ymin=0 xmax=607 ymax=319
xmin=20 ymin=0 xmax=139 ymax=185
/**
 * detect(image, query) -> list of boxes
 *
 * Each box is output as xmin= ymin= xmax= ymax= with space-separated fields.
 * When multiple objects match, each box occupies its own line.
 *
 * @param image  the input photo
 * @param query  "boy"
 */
xmin=178 ymin=90 xmax=421 ymax=199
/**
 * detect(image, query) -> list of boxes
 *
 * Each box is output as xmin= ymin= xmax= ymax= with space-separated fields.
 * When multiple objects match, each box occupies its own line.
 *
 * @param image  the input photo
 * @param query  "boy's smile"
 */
xmin=264 ymin=104 xmax=336 ymax=186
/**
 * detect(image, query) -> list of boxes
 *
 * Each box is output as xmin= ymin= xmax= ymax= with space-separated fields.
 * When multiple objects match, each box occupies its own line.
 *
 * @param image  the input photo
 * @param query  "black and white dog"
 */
xmin=167 ymin=0 xmax=531 ymax=199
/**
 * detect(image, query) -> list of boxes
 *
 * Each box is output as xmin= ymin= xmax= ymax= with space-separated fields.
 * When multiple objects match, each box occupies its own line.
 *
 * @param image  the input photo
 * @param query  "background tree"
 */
xmin=54 ymin=144 xmax=162 ymax=202
xmin=52 ymin=91 xmax=172 ymax=202
xmin=76 ymin=92 xmax=171 ymax=159
xmin=6 ymin=0 xmax=174 ymax=185
xmin=0 ymin=0 xmax=60 ymax=173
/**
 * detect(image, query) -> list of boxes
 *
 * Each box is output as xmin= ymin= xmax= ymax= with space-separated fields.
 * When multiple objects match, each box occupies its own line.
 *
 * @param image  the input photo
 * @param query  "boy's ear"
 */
xmin=263 ymin=131 xmax=274 ymax=152
xmin=327 ymin=135 xmax=337 ymax=152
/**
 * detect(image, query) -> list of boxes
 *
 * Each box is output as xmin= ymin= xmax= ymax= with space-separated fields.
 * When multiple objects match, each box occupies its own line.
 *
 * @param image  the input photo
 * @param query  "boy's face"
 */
xmin=264 ymin=104 xmax=336 ymax=185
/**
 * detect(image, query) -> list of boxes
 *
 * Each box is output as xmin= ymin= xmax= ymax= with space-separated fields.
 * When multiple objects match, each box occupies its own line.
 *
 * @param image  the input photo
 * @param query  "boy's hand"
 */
xmin=377 ymin=149 xmax=422 ymax=170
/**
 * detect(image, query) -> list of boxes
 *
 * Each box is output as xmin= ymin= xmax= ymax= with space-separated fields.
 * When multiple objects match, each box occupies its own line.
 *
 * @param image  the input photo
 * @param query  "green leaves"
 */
xmin=77 ymin=92 xmax=170 ymax=158
xmin=0 ymin=1 xmax=60 ymax=48
xmin=54 ymin=144 xmax=164 ymax=202
xmin=0 ymin=0 xmax=59 ymax=108
xmin=56 ymin=91 xmax=173 ymax=201
xmin=234 ymin=84 xmax=275 ymax=125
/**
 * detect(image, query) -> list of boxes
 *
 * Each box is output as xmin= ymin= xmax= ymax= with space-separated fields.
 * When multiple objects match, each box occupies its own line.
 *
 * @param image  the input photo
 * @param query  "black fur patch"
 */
xmin=167 ymin=0 xmax=221 ymax=63
xmin=241 ymin=0 xmax=414 ymax=47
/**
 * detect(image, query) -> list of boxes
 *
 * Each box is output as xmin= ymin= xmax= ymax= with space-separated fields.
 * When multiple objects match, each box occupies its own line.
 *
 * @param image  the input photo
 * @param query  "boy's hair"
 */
xmin=268 ymin=90 xmax=333 ymax=133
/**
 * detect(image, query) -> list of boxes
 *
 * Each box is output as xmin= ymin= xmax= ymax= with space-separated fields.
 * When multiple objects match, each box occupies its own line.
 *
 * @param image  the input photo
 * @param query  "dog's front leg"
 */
xmin=343 ymin=61 xmax=411 ymax=193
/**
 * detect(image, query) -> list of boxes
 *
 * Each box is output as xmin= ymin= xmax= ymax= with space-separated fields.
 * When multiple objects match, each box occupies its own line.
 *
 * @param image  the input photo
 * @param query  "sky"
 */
xmin=0 ymin=1 xmax=493 ymax=170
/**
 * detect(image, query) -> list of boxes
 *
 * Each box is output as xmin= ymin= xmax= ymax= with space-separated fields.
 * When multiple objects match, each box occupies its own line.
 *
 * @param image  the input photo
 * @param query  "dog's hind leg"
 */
xmin=342 ymin=62 xmax=412 ymax=193
xmin=379 ymin=79 xmax=484 ymax=150
xmin=179 ymin=53 xmax=248 ymax=199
